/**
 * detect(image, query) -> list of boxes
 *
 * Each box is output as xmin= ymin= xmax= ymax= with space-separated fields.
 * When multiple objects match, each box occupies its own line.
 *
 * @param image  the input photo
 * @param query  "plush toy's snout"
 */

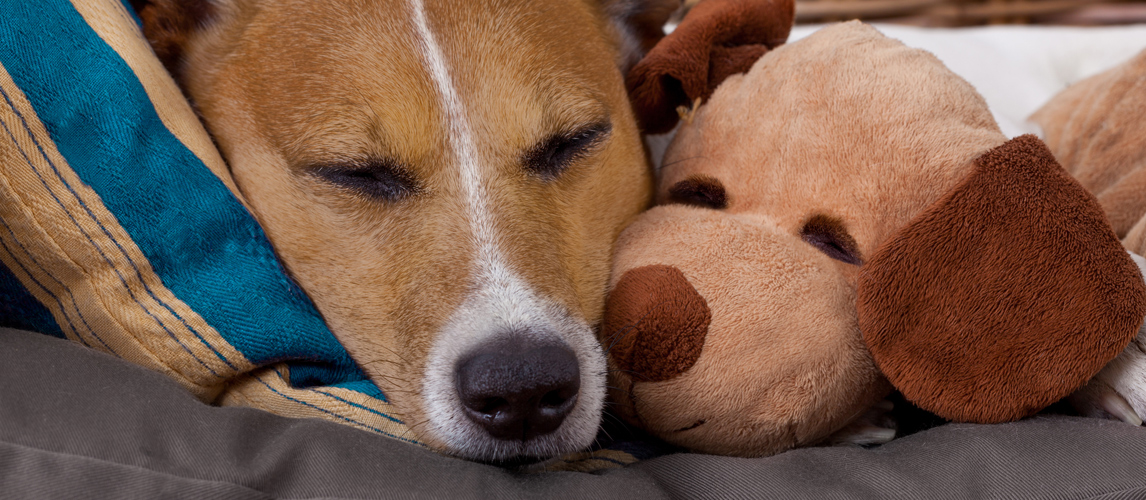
xmin=603 ymin=205 xmax=890 ymax=456
xmin=603 ymin=265 xmax=711 ymax=382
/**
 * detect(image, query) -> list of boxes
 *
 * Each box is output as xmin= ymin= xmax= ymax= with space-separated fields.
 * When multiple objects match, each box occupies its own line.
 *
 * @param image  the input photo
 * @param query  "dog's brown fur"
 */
xmin=133 ymin=0 xmax=676 ymax=459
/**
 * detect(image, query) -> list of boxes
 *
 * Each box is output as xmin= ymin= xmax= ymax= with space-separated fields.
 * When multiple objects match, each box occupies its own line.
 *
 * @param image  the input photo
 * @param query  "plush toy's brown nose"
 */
xmin=602 ymin=265 xmax=711 ymax=382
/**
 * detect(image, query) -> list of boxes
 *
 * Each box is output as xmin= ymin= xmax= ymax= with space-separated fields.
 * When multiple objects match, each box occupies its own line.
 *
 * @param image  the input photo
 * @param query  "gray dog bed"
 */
xmin=2 ymin=327 xmax=1145 ymax=499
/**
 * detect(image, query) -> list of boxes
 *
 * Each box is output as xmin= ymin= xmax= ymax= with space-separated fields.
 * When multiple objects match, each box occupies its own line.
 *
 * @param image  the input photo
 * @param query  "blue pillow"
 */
xmin=0 ymin=0 xmax=415 ymax=444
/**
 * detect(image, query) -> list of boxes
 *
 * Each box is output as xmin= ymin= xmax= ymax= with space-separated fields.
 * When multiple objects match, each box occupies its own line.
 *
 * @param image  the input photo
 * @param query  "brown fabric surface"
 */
xmin=1030 ymin=49 xmax=1146 ymax=241
xmin=624 ymin=0 xmax=794 ymax=134
xmin=857 ymin=135 xmax=1146 ymax=423
xmin=603 ymin=265 xmax=711 ymax=382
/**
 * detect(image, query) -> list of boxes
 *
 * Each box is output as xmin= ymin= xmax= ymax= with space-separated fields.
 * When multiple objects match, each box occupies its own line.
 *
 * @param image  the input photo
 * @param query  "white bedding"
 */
xmin=790 ymin=24 xmax=1146 ymax=138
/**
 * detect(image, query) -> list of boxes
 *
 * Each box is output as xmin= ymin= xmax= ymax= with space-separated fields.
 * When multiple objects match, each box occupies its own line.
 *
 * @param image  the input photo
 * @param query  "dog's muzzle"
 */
xmin=455 ymin=336 xmax=580 ymax=441
xmin=423 ymin=274 xmax=606 ymax=461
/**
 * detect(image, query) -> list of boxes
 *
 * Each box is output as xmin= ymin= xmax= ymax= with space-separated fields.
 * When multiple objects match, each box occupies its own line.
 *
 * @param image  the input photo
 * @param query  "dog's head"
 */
xmin=602 ymin=22 xmax=1146 ymax=456
xmin=131 ymin=0 xmax=687 ymax=461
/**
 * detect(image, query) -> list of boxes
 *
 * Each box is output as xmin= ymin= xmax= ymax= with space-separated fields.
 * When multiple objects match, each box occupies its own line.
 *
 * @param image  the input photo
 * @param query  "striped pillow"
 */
xmin=0 ymin=0 xmax=415 ymax=444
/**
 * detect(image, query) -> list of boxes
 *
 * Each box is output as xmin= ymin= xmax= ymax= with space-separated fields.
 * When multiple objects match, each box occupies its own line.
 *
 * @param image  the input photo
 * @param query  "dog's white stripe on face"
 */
xmin=407 ymin=0 xmax=605 ymax=461
xmin=408 ymin=0 xmax=497 ymax=265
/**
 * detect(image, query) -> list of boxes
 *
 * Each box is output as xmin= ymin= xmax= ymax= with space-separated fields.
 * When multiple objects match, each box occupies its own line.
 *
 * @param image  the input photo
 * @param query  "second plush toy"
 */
xmin=1030 ymin=47 xmax=1146 ymax=424
xmin=601 ymin=21 xmax=1146 ymax=457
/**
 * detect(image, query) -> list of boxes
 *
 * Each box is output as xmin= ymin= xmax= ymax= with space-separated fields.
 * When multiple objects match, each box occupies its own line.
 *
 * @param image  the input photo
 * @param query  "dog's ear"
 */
xmin=624 ymin=0 xmax=794 ymax=134
xmin=856 ymin=134 xmax=1146 ymax=423
xmin=129 ymin=0 xmax=217 ymax=81
xmin=603 ymin=0 xmax=684 ymax=72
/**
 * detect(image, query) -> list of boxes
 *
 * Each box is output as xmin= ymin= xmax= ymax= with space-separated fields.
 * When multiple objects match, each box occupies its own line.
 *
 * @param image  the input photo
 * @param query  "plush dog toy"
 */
xmin=1031 ymin=47 xmax=1146 ymax=423
xmin=600 ymin=21 xmax=1146 ymax=457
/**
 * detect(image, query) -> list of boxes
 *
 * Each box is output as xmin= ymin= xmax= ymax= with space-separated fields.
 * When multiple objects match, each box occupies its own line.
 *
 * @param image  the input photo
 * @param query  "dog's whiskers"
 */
xmin=660 ymin=154 xmax=707 ymax=170
xmin=602 ymin=309 xmax=654 ymax=355
xmin=405 ymin=416 xmax=433 ymax=433
xmin=607 ymin=367 xmax=648 ymax=379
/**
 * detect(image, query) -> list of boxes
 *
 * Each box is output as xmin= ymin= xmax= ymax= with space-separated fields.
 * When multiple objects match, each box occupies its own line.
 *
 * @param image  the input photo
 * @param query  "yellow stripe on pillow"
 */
xmin=0 ymin=0 xmax=421 ymax=443
xmin=0 ymin=63 xmax=252 ymax=401
xmin=0 ymin=59 xmax=419 ymax=439
xmin=225 ymin=365 xmax=422 ymax=443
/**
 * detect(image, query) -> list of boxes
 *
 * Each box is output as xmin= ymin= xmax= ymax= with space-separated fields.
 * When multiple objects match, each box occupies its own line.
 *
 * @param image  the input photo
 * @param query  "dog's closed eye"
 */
xmin=523 ymin=123 xmax=611 ymax=180
xmin=667 ymin=175 xmax=727 ymax=209
xmin=309 ymin=159 xmax=419 ymax=202
xmin=801 ymin=215 xmax=862 ymax=265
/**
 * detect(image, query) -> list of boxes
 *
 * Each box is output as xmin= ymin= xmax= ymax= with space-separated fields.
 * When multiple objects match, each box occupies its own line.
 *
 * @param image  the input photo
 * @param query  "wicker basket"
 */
xmin=680 ymin=0 xmax=1146 ymax=26
xmin=793 ymin=0 xmax=1146 ymax=26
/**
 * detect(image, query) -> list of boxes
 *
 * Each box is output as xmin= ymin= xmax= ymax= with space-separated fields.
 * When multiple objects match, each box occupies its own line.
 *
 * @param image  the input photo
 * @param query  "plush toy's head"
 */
xmin=602 ymin=21 xmax=1146 ymax=457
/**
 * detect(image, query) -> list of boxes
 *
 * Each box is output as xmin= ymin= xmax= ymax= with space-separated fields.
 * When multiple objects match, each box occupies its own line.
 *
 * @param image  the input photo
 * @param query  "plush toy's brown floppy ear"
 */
xmin=625 ymin=0 xmax=795 ymax=134
xmin=856 ymin=135 xmax=1146 ymax=423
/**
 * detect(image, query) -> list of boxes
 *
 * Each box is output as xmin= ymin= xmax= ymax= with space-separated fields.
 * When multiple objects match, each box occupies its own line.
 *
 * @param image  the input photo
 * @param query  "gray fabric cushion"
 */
xmin=3 ymin=327 xmax=1146 ymax=499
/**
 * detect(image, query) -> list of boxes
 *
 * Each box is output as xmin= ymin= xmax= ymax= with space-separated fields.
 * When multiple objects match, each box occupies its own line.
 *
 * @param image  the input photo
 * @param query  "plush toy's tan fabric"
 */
xmin=602 ymin=21 xmax=1146 ymax=457
xmin=625 ymin=0 xmax=794 ymax=134
xmin=1030 ymin=49 xmax=1146 ymax=253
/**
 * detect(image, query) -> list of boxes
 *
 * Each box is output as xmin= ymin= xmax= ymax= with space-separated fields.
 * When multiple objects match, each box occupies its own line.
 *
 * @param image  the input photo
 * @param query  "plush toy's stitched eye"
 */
xmin=522 ymin=123 xmax=611 ymax=181
xmin=801 ymin=215 xmax=862 ymax=265
xmin=667 ymin=175 xmax=727 ymax=209
xmin=310 ymin=159 xmax=419 ymax=202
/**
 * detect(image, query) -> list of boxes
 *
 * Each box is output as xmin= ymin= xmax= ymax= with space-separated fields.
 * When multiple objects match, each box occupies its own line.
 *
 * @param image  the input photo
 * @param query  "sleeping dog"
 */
xmin=130 ymin=0 xmax=679 ymax=462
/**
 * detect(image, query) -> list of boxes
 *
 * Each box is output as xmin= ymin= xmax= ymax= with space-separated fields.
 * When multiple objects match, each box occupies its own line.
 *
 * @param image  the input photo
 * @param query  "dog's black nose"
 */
xmin=455 ymin=338 xmax=580 ymax=441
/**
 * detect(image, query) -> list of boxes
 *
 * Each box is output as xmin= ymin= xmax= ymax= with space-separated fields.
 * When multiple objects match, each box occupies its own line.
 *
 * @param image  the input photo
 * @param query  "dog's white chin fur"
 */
xmin=422 ymin=269 xmax=606 ymax=461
